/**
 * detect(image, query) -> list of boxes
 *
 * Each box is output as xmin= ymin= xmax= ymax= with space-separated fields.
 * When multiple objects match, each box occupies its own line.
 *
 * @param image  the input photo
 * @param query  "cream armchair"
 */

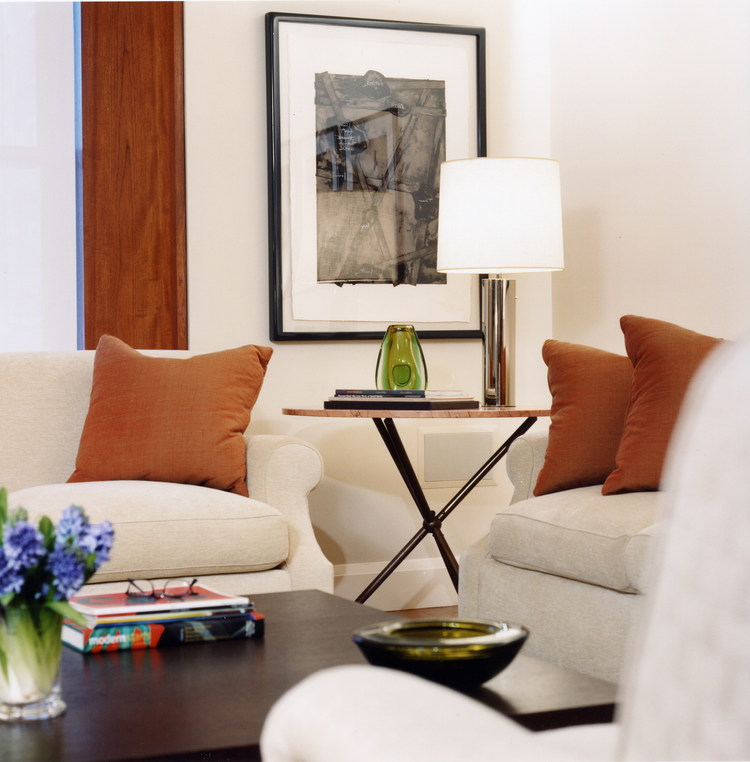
xmin=0 ymin=348 xmax=333 ymax=596
xmin=260 ymin=334 xmax=750 ymax=761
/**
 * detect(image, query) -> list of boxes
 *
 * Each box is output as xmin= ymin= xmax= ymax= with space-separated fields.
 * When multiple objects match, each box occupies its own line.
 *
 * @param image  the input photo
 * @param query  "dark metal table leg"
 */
xmin=355 ymin=416 xmax=538 ymax=604
xmin=435 ymin=416 xmax=538 ymax=524
xmin=373 ymin=418 xmax=459 ymax=583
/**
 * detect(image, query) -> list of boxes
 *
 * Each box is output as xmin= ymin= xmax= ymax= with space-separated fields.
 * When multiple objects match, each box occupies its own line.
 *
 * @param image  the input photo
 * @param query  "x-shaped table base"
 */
xmin=355 ymin=415 xmax=539 ymax=603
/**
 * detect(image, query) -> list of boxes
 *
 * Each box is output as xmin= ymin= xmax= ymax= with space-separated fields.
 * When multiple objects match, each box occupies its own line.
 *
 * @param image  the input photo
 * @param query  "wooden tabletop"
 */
xmin=283 ymin=406 xmax=550 ymax=419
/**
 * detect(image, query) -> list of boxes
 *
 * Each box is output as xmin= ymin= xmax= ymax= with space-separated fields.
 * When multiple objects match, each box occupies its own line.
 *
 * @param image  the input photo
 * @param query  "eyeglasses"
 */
xmin=126 ymin=578 xmax=198 ymax=600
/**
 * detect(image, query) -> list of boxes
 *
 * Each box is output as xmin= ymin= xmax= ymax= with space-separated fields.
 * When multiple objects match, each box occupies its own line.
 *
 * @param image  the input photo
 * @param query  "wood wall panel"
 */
xmin=81 ymin=1 xmax=187 ymax=349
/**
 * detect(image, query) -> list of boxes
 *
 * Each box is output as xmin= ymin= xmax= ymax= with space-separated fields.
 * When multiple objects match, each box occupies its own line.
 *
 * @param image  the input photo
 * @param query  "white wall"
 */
xmin=550 ymin=0 xmax=750 ymax=351
xmin=184 ymin=0 xmax=555 ymax=608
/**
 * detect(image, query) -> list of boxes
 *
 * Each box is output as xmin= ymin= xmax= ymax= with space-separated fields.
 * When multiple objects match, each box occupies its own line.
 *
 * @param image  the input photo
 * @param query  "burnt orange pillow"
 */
xmin=68 ymin=335 xmax=273 ymax=496
xmin=534 ymin=340 xmax=633 ymax=496
xmin=602 ymin=316 xmax=722 ymax=495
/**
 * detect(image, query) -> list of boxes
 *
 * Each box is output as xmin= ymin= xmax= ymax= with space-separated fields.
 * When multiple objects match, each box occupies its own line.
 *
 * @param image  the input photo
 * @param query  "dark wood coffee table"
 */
xmin=2 ymin=591 xmax=616 ymax=761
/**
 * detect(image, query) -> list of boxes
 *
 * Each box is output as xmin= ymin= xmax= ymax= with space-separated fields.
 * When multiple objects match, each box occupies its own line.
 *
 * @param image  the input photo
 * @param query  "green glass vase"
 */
xmin=376 ymin=325 xmax=427 ymax=390
xmin=0 ymin=604 xmax=66 ymax=721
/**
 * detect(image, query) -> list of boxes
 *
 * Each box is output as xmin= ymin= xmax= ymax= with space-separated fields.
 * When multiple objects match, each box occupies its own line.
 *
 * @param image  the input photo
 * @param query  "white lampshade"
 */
xmin=437 ymin=157 xmax=564 ymax=273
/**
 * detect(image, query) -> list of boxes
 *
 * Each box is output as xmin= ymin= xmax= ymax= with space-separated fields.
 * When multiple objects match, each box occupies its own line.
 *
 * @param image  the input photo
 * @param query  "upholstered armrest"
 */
xmin=506 ymin=431 xmax=549 ymax=503
xmin=626 ymin=519 xmax=664 ymax=593
xmin=245 ymin=434 xmax=333 ymax=593
xmin=260 ymin=664 xmax=616 ymax=761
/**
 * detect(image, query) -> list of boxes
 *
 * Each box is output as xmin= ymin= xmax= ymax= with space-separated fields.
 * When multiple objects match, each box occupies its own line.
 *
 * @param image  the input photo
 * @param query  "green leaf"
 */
xmin=38 ymin=515 xmax=56 ymax=549
xmin=46 ymin=600 xmax=86 ymax=627
xmin=0 ymin=486 xmax=7 ymax=534
xmin=0 ymin=622 xmax=9 ymax=681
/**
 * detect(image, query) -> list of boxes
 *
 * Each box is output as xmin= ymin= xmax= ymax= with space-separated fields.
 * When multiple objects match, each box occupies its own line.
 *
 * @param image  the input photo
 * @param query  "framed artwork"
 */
xmin=266 ymin=13 xmax=486 ymax=341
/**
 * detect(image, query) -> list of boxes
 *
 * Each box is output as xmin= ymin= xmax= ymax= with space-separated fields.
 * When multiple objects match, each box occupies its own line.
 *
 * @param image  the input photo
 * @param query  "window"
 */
xmin=0 ymin=2 xmax=78 ymax=350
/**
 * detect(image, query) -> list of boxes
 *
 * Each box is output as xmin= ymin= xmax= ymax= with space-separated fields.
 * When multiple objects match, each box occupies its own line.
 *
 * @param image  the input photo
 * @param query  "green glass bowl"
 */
xmin=353 ymin=618 xmax=528 ymax=688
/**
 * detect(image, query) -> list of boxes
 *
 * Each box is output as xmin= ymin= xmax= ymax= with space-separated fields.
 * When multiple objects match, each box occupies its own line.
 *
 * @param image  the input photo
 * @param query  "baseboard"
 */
xmin=334 ymin=558 xmax=458 ymax=611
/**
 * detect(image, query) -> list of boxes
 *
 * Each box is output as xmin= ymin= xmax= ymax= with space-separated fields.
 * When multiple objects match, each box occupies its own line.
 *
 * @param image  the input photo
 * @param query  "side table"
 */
xmin=283 ymin=406 xmax=550 ymax=602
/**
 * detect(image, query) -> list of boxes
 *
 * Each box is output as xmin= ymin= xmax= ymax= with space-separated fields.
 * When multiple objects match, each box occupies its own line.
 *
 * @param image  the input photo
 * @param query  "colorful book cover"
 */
xmin=80 ymin=605 xmax=252 ymax=627
xmin=63 ymin=610 xmax=265 ymax=653
xmin=69 ymin=584 xmax=250 ymax=618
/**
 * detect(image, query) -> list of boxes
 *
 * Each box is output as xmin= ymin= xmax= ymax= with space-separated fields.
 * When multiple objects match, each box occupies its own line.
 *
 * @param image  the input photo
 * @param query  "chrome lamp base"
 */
xmin=482 ymin=275 xmax=516 ymax=407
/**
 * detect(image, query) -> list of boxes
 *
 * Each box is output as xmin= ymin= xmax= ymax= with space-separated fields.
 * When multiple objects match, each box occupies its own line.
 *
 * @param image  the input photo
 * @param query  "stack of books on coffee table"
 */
xmin=64 ymin=584 xmax=264 ymax=653
xmin=325 ymin=389 xmax=479 ymax=410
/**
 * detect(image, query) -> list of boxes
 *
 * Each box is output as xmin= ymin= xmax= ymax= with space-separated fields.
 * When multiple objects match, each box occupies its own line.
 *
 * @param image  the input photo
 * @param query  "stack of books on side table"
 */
xmin=325 ymin=389 xmax=480 ymax=410
xmin=64 ymin=584 xmax=264 ymax=653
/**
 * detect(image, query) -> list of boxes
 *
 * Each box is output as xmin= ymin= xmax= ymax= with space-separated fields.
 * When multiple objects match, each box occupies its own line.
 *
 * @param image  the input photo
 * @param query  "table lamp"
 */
xmin=437 ymin=157 xmax=564 ymax=406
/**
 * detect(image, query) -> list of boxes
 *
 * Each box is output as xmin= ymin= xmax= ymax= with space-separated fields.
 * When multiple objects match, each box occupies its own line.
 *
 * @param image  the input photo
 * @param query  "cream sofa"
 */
xmin=0 ymin=350 xmax=333 ymax=596
xmin=458 ymin=430 xmax=660 ymax=684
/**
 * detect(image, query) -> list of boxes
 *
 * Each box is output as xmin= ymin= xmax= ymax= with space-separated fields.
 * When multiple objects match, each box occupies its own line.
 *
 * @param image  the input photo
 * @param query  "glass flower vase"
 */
xmin=376 ymin=324 xmax=428 ymax=391
xmin=0 ymin=604 xmax=66 ymax=721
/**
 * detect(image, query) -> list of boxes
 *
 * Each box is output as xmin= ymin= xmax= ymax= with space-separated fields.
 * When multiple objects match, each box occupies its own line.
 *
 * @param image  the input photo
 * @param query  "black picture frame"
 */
xmin=266 ymin=12 xmax=486 ymax=341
